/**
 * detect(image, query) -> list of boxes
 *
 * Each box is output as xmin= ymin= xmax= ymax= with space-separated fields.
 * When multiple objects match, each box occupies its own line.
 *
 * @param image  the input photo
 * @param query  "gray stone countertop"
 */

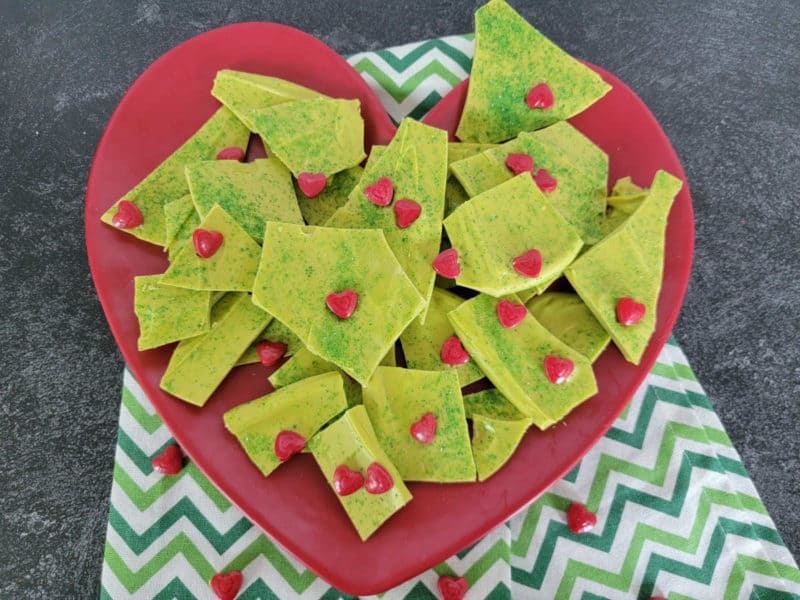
xmin=0 ymin=1 xmax=797 ymax=597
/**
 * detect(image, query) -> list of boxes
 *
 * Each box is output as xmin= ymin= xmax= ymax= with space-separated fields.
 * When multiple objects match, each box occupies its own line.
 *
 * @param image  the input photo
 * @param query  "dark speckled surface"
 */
xmin=1 ymin=1 xmax=798 ymax=597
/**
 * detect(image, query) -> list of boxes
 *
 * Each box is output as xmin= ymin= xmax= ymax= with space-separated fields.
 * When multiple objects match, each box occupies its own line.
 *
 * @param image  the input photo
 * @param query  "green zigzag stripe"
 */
xmin=512 ymin=451 xmax=777 ymax=597
xmin=370 ymin=39 xmax=473 ymax=73
xmin=121 ymin=385 xmax=163 ymax=434
xmin=152 ymin=577 xmax=195 ymax=600
xmin=112 ymin=462 xmax=231 ymax=512
xmin=511 ymin=450 xmax=774 ymax=590
xmin=605 ymin=385 xmax=730 ymax=450
xmin=117 ymin=429 xmax=173 ymax=475
xmin=108 ymin=500 xmax=253 ymax=555
xmin=351 ymin=58 xmax=462 ymax=103
xmin=104 ymin=532 xmax=318 ymax=595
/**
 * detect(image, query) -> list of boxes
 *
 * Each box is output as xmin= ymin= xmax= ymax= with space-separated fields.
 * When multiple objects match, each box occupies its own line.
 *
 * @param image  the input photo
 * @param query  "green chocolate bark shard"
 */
xmin=565 ymin=229 xmax=658 ymax=365
xmin=363 ymin=367 xmax=476 ymax=483
xmin=445 ymin=143 xmax=496 ymax=218
xmin=308 ymin=405 xmax=412 ymax=541
xmin=326 ymin=118 xmax=448 ymax=321
xmin=186 ymin=158 xmax=303 ymax=241
xmin=101 ymin=107 xmax=249 ymax=246
xmin=160 ymin=204 xmax=261 ymax=292
xmin=463 ymin=388 xmax=525 ymax=421
xmin=450 ymin=131 xmax=606 ymax=243
xmin=600 ymin=177 xmax=650 ymax=240
xmin=163 ymin=194 xmax=200 ymax=261
xmin=525 ymin=292 xmax=610 ymax=362
xmin=160 ymin=292 xmax=270 ymax=406
xmin=400 ymin=288 xmax=484 ymax=387
xmin=448 ymin=293 xmax=597 ymax=429
xmin=235 ymin=316 xmax=304 ymax=367
xmin=472 ymin=414 xmax=531 ymax=481
xmin=252 ymin=223 xmax=424 ymax=385
xmin=295 ymin=166 xmax=363 ymax=226
xmin=531 ymin=122 xmax=608 ymax=192
xmin=250 ymin=97 xmax=365 ymax=178
xmin=223 ymin=372 xmax=348 ymax=477
xmin=455 ymin=0 xmax=611 ymax=143
xmin=134 ymin=275 xmax=211 ymax=350
xmin=619 ymin=170 xmax=682 ymax=281
xmin=443 ymin=175 xmax=583 ymax=297
xmin=565 ymin=171 xmax=681 ymax=364
xmin=516 ymin=269 xmax=562 ymax=303
xmin=268 ymin=347 xmax=364 ymax=407
xmin=211 ymin=69 xmax=324 ymax=131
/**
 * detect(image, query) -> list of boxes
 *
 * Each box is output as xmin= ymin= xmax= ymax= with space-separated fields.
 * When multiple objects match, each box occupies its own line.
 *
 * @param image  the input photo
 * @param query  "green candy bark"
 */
xmin=445 ymin=142 xmax=496 ymax=217
xmin=471 ymin=415 xmax=531 ymax=481
xmin=400 ymin=288 xmax=484 ymax=387
xmin=134 ymin=275 xmax=211 ymax=350
xmin=308 ymin=405 xmax=412 ymax=541
xmin=160 ymin=293 xmax=270 ymax=406
xmin=532 ymin=122 xmax=608 ymax=191
xmin=252 ymin=223 xmax=424 ymax=385
xmin=326 ymin=118 xmax=448 ymax=322
xmin=565 ymin=170 xmax=681 ymax=364
xmin=525 ymin=292 xmax=610 ymax=362
xmin=235 ymin=317 xmax=304 ymax=367
xmin=211 ymin=69 xmax=323 ymax=131
xmin=295 ymin=166 xmax=363 ymax=226
xmin=100 ymin=107 xmax=249 ymax=246
xmin=456 ymin=0 xmax=610 ymax=143
xmin=362 ymin=367 xmax=476 ymax=482
xmin=443 ymin=175 xmax=583 ymax=297
xmin=223 ymin=372 xmax=348 ymax=477
xmin=447 ymin=293 xmax=597 ymax=429
xmin=450 ymin=130 xmax=607 ymax=243
xmin=160 ymin=204 xmax=261 ymax=292
xmin=163 ymin=194 xmax=200 ymax=262
xmin=250 ymin=97 xmax=365 ymax=178
xmin=463 ymin=389 xmax=525 ymax=421
xmin=268 ymin=347 xmax=364 ymax=407
xmin=186 ymin=159 xmax=303 ymax=241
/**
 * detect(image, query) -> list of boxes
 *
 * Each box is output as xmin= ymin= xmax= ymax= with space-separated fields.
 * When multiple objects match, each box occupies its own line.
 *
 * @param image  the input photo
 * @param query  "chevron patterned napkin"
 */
xmin=100 ymin=36 xmax=800 ymax=599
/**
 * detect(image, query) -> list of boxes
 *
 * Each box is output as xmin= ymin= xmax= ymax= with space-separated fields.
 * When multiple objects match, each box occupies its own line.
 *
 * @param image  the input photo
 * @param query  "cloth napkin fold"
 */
xmin=100 ymin=36 xmax=799 ymax=599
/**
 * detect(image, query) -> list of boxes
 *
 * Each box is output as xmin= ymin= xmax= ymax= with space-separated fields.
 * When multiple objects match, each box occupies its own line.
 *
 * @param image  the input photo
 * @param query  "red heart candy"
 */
xmin=440 ymin=336 xmax=470 ymax=366
xmin=496 ymin=299 xmax=527 ymax=329
xmin=533 ymin=168 xmax=557 ymax=192
xmin=394 ymin=199 xmax=422 ymax=229
xmin=365 ymin=462 xmax=394 ymax=495
xmin=274 ymin=430 xmax=306 ymax=462
xmin=364 ymin=176 xmax=394 ymax=206
xmin=256 ymin=340 xmax=287 ymax=367
xmin=649 ymin=597 xmax=668 ymax=600
xmin=215 ymin=146 xmax=245 ymax=161
xmin=326 ymin=289 xmax=358 ymax=319
xmin=193 ymin=229 xmax=224 ymax=258
xmin=297 ymin=172 xmax=327 ymax=198
xmin=505 ymin=153 xmax=534 ymax=175
xmin=151 ymin=444 xmax=183 ymax=475
xmin=616 ymin=297 xmax=646 ymax=326
xmin=410 ymin=413 xmax=437 ymax=444
xmin=210 ymin=571 xmax=243 ymax=600
xmin=437 ymin=575 xmax=469 ymax=600
xmin=111 ymin=200 xmax=143 ymax=229
xmin=512 ymin=248 xmax=543 ymax=278
xmin=544 ymin=355 xmax=574 ymax=385
xmin=526 ymin=82 xmax=554 ymax=109
xmin=333 ymin=465 xmax=364 ymax=496
xmin=566 ymin=502 xmax=597 ymax=534
xmin=432 ymin=248 xmax=461 ymax=279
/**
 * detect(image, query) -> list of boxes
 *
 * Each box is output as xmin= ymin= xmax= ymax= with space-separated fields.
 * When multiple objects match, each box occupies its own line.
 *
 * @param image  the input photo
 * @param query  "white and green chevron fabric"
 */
xmin=100 ymin=36 xmax=800 ymax=600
